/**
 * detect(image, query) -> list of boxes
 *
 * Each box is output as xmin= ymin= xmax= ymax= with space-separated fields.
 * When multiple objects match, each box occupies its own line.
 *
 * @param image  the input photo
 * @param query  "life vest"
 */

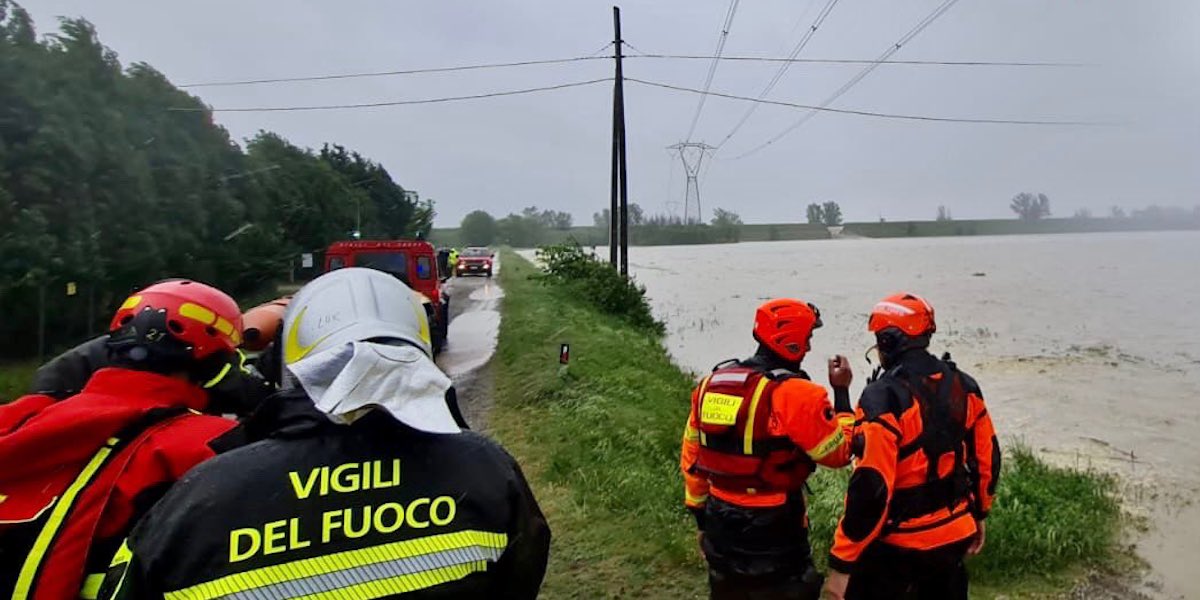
xmin=881 ymin=360 xmax=973 ymax=529
xmin=692 ymin=363 xmax=814 ymax=493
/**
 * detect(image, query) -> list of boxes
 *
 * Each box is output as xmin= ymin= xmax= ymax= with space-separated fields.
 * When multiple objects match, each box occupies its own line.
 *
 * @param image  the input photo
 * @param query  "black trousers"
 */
xmin=845 ymin=539 xmax=972 ymax=600
xmin=703 ymin=496 xmax=822 ymax=600
xmin=709 ymin=566 xmax=823 ymax=600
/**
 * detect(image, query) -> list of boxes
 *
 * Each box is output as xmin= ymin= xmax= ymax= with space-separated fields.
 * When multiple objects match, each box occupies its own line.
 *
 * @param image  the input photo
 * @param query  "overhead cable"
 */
xmin=715 ymin=0 xmax=842 ymax=149
xmin=684 ymin=0 xmax=742 ymax=141
xmin=177 ymin=56 xmax=609 ymax=88
xmin=733 ymin=0 xmax=963 ymax=159
xmin=170 ymin=78 xmax=611 ymax=112
xmin=630 ymin=54 xmax=1084 ymax=68
xmin=628 ymin=78 xmax=1102 ymax=126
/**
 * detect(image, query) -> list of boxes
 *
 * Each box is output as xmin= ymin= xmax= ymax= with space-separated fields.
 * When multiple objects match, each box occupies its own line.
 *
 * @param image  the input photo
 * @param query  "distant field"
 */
xmin=433 ymin=216 xmax=1199 ymax=248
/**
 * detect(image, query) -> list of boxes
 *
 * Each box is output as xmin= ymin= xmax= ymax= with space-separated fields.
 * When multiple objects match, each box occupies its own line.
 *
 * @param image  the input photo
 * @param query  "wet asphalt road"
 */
xmin=435 ymin=264 xmax=503 ymax=431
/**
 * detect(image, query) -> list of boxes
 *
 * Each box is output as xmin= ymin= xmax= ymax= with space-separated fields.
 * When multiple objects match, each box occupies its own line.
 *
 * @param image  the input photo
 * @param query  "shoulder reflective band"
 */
xmin=164 ymin=530 xmax=509 ymax=600
xmin=13 ymin=438 xmax=120 ymax=600
xmin=742 ymin=377 xmax=771 ymax=455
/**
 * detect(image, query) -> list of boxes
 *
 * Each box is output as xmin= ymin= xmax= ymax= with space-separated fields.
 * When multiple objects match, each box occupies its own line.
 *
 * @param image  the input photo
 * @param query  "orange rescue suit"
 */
xmin=829 ymin=355 xmax=1000 ymax=573
xmin=681 ymin=365 xmax=853 ymax=511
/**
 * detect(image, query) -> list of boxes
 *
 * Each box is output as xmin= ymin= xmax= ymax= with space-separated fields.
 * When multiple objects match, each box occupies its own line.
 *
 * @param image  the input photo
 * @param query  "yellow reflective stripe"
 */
xmin=80 ymin=573 xmax=104 ymax=599
xmin=109 ymin=539 xmax=133 ymax=568
xmin=685 ymin=490 xmax=709 ymax=506
xmin=838 ymin=415 xmax=855 ymax=427
xmin=119 ymin=295 xmax=142 ymax=310
xmin=163 ymin=530 xmax=508 ymax=600
xmin=295 ymin=562 xmax=484 ymax=600
xmin=202 ymin=362 xmax=232 ymax=389
xmin=683 ymin=422 xmax=699 ymax=442
xmin=694 ymin=375 xmax=712 ymax=447
xmin=807 ymin=429 xmax=845 ymax=461
xmin=742 ymin=377 xmax=771 ymax=455
xmin=178 ymin=302 xmax=217 ymax=326
xmin=13 ymin=438 xmax=119 ymax=600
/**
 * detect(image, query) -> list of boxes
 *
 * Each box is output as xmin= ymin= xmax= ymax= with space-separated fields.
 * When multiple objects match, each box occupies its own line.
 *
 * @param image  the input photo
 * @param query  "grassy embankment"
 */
xmin=491 ymin=249 xmax=1129 ymax=599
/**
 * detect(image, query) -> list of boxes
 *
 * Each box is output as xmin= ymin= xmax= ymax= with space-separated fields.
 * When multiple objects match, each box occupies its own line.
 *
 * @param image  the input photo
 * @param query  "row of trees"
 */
xmin=0 ymin=2 xmax=429 ymax=358
xmin=805 ymin=202 xmax=844 ymax=226
xmin=457 ymin=204 xmax=744 ymax=247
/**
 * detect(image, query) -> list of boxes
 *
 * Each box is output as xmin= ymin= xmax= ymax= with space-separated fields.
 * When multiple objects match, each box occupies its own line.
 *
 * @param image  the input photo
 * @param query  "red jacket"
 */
xmin=0 ymin=368 xmax=236 ymax=600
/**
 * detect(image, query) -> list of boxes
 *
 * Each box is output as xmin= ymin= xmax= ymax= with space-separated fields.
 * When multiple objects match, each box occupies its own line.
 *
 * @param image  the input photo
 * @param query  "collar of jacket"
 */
xmin=890 ymin=349 xmax=941 ymax=377
xmin=741 ymin=347 xmax=807 ymax=378
xmin=83 ymin=367 xmax=209 ymax=412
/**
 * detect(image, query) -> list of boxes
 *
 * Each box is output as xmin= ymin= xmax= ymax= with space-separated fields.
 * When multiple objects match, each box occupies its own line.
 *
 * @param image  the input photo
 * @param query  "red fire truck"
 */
xmin=323 ymin=240 xmax=449 ymax=354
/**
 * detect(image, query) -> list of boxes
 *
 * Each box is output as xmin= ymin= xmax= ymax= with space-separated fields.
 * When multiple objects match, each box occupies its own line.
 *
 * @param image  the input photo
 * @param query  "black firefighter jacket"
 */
xmin=99 ymin=390 xmax=551 ymax=599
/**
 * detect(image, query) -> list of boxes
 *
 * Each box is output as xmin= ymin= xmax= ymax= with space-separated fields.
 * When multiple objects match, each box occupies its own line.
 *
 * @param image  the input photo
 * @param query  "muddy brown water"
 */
xmin=534 ymin=231 xmax=1200 ymax=598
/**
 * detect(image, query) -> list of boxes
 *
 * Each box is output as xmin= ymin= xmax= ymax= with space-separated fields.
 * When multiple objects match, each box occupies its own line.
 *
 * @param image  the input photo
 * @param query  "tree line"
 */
xmin=455 ymin=204 xmax=744 ymax=248
xmin=0 ymin=2 xmax=429 ymax=358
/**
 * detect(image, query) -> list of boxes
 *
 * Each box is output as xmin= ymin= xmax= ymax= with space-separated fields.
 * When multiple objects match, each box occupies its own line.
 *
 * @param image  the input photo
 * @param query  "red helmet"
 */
xmin=109 ymin=280 xmax=243 ymax=362
xmin=868 ymin=292 xmax=936 ymax=338
xmin=753 ymin=298 xmax=823 ymax=363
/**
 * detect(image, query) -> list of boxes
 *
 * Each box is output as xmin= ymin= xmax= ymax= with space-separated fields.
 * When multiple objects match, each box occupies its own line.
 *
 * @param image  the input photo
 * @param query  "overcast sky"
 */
xmin=21 ymin=0 xmax=1200 ymax=225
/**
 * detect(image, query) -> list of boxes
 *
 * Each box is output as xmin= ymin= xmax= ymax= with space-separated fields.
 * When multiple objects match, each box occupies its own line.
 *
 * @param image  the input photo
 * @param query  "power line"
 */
xmin=177 ymin=56 xmax=609 ymax=88
xmin=628 ymin=78 xmax=1102 ymax=126
xmin=684 ymin=0 xmax=741 ymax=141
xmin=733 ymin=0 xmax=963 ymax=159
xmin=715 ymin=0 xmax=842 ymax=149
xmin=629 ymin=54 xmax=1084 ymax=68
xmin=170 ymin=78 xmax=611 ymax=113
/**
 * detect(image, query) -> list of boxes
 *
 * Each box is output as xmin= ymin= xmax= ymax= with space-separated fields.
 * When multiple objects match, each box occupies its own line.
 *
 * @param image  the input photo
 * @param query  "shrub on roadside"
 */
xmin=534 ymin=242 xmax=664 ymax=335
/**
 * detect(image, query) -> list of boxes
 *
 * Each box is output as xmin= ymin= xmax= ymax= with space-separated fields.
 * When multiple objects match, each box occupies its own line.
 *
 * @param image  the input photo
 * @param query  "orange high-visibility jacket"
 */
xmin=681 ymin=364 xmax=854 ymax=511
xmin=829 ymin=355 xmax=999 ymax=573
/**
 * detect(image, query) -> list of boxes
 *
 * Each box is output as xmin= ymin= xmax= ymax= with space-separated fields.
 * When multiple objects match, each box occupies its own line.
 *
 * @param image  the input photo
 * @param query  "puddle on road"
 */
xmin=439 ymin=309 xmax=501 ymax=378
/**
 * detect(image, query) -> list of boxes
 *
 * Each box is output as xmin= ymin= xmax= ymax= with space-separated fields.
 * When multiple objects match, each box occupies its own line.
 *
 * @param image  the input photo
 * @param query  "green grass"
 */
xmin=0 ymin=361 xmax=38 ymax=404
xmin=491 ymin=250 xmax=1129 ymax=599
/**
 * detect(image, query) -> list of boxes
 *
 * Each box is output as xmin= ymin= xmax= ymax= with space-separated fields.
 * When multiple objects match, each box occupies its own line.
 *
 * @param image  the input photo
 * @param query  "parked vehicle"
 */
xmin=323 ymin=240 xmax=449 ymax=353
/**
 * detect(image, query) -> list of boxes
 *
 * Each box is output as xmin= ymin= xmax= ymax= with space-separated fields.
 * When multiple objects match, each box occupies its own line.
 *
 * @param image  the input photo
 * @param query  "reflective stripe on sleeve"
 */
xmin=684 ymin=490 xmax=709 ymax=506
xmin=807 ymin=428 xmax=845 ymax=461
xmin=164 ymin=530 xmax=508 ymax=600
xmin=13 ymin=438 xmax=119 ymax=600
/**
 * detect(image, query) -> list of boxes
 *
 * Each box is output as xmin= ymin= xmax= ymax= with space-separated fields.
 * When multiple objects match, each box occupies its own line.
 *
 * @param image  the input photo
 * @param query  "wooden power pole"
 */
xmin=610 ymin=6 xmax=630 ymax=276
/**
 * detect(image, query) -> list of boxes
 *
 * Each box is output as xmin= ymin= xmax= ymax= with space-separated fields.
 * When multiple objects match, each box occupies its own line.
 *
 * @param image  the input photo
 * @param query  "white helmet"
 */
xmin=283 ymin=267 xmax=432 ymax=365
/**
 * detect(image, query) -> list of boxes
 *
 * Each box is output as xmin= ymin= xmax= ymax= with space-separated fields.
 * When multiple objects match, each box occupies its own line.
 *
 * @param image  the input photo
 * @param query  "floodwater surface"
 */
xmin=618 ymin=232 xmax=1199 ymax=598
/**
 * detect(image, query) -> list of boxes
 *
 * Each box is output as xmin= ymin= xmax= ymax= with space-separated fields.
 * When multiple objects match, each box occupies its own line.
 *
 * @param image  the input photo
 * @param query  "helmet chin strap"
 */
xmin=864 ymin=344 xmax=884 ymax=383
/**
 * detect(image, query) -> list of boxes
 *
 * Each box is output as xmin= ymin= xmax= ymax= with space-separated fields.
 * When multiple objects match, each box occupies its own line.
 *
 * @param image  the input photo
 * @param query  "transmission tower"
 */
xmin=667 ymin=142 xmax=716 ymax=224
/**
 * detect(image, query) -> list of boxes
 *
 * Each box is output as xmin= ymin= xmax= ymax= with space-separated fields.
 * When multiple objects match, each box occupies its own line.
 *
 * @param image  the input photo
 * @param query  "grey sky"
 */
xmin=22 ymin=0 xmax=1200 ymax=225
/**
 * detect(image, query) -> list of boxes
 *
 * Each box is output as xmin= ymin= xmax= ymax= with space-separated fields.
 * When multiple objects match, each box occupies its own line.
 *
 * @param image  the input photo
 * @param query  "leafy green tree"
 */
xmin=0 ymin=3 xmax=424 ymax=358
xmin=1011 ymin=192 xmax=1051 ymax=220
xmin=821 ymin=201 xmax=843 ymax=226
xmin=710 ymin=208 xmax=743 ymax=242
xmin=806 ymin=203 xmax=824 ymax=224
xmin=460 ymin=210 xmax=498 ymax=245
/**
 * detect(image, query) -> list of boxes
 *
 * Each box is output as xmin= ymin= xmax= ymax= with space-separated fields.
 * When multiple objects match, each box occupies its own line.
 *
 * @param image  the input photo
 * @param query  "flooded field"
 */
xmin=616 ymin=231 xmax=1199 ymax=598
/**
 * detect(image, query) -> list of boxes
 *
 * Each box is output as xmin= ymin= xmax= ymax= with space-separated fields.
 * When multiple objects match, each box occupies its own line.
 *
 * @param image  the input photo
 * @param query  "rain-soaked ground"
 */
xmin=436 ymin=260 xmax=503 ymax=430
xmin=531 ymin=230 xmax=1200 ymax=598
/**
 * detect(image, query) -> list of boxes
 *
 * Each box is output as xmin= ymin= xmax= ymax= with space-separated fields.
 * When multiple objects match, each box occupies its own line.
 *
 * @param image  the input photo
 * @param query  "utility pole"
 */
xmin=611 ymin=6 xmax=630 ymax=276
xmin=668 ymin=142 xmax=715 ymax=224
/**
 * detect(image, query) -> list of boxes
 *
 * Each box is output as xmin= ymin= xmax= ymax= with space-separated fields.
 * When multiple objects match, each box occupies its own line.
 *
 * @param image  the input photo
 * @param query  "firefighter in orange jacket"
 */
xmin=681 ymin=299 xmax=854 ymax=599
xmin=823 ymin=293 xmax=1000 ymax=600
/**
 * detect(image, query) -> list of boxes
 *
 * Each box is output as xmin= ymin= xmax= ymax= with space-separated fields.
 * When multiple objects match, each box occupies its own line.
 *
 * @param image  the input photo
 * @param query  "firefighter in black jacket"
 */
xmin=100 ymin=268 xmax=550 ymax=599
